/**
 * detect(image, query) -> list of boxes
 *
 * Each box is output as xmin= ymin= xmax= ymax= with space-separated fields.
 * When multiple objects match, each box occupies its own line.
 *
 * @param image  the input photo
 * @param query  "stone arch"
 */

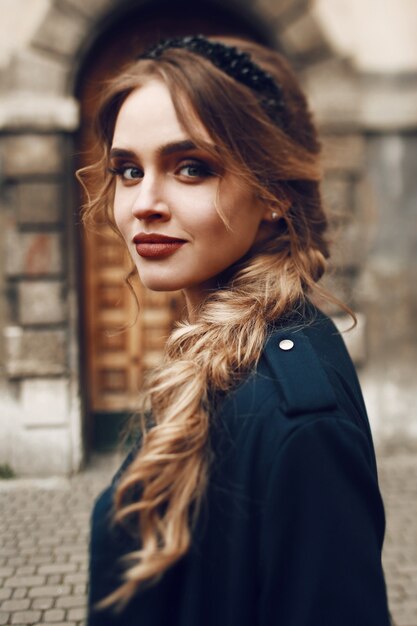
xmin=0 ymin=0 xmax=366 ymax=475
xmin=2 ymin=0 xmax=339 ymax=131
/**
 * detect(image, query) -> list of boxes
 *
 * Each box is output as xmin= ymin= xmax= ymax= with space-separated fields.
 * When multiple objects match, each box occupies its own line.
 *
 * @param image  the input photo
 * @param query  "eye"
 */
xmin=121 ymin=166 xmax=142 ymax=180
xmin=108 ymin=165 xmax=142 ymax=182
xmin=177 ymin=160 xmax=213 ymax=180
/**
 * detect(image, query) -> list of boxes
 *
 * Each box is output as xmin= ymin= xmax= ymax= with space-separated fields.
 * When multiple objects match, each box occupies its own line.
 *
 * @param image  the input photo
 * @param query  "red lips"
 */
xmin=133 ymin=233 xmax=186 ymax=258
xmin=133 ymin=233 xmax=186 ymax=244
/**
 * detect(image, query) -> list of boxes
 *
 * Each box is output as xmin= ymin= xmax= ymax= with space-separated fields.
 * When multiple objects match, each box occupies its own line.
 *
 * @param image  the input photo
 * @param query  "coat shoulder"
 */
xmin=215 ymin=308 xmax=373 ymax=459
xmin=212 ymin=307 xmax=378 ymax=489
xmin=220 ymin=309 xmax=354 ymax=418
xmin=260 ymin=314 xmax=339 ymax=418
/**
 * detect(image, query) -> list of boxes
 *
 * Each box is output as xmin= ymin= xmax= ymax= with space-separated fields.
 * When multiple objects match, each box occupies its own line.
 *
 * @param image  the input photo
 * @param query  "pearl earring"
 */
xmin=271 ymin=211 xmax=279 ymax=221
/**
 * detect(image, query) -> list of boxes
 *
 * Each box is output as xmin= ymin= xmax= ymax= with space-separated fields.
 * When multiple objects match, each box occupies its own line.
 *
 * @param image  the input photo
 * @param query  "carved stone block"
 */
xmin=1 ymin=134 xmax=63 ymax=177
xmin=18 ymin=280 xmax=66 ymax=325
xmin=5 ymin=327 xmax=67 ymax=377
xmin=17 ymin=182 xmax=63 ymax=225
xmin=5 ymin=230 xmax=63 ymax=277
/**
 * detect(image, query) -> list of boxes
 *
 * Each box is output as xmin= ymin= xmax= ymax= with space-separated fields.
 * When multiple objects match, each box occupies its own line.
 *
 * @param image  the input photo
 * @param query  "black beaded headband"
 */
xmin=138 ymin=35 xmax=286 ymax=128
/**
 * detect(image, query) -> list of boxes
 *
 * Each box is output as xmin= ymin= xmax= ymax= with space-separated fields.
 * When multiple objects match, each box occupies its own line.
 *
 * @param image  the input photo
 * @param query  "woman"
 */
xmin=81 ymin=35 xmax=391 ymax=625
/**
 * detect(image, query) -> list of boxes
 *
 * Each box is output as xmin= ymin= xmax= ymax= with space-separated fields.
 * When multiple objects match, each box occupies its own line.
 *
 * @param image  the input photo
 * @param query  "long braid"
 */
xmin=97 ymin=235 xmax=327 ymax=611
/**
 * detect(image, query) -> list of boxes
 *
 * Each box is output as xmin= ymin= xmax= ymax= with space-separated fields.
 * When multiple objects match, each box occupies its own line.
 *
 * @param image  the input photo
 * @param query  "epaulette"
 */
xmin=262 ymin=326 xmax=338 ymax=417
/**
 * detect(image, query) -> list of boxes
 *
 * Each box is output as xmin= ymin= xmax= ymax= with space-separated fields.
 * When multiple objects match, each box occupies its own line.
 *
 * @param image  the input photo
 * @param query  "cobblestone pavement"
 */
xmin=0 ymin=449 xmax=416 ymax=626
xmin=378 ymin=452 xmax=417 ymax=626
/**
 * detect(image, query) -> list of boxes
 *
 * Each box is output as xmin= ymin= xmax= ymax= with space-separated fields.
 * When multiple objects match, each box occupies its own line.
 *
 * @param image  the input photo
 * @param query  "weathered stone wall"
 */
xmin=359 ymin=132 xmax=417 ymax=444
xmin=0 ymin=0 xmax=416 ymax=474
xmin=0 ymin=130 xmax=82 ymax=474
xmin=294 ymin=1 xmax=417 ymax=444
xmin=0 ymin=0 xmax=87 ymax=475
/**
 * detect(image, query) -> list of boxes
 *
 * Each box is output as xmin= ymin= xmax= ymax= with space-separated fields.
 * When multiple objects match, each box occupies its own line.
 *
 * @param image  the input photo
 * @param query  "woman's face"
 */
xmin=110 ymin=80 xmax=270 ymax=311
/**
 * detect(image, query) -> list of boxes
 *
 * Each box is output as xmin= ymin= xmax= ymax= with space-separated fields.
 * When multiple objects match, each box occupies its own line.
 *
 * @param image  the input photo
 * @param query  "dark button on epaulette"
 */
xmin=262 ymin=327 xmax=338 ymax=417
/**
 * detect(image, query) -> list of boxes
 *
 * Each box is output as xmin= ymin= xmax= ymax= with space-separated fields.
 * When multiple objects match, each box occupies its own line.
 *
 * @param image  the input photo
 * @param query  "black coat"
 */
xmin=88 ymin=309 xmax=391 ymax=626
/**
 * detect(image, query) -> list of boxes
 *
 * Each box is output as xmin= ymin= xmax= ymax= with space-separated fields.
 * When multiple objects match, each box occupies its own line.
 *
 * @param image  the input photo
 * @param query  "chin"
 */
xmin=143 ymin=283 xmax=176 ymax=292
xmin=137 ymin=265 xmax=218 ymax=294
xmin=138 ymin=274 xmax=188 ymax=293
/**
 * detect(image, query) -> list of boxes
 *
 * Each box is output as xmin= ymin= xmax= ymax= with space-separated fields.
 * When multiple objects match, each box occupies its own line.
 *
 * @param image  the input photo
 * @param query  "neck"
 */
xmin=183 ymin=282 xmax=215 ymax=322
xmin=183 ymin=290 xmax=203 ymax=323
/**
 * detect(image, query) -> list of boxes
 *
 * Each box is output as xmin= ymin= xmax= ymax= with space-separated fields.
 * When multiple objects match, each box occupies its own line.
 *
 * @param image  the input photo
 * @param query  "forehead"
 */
xmin=112 ymin=80 xmax=209 ymax=148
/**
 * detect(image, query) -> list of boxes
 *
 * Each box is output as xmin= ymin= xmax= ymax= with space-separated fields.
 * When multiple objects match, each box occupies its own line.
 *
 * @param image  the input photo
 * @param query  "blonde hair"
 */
xmin=79 ymin=37 xmax=349 ymax=611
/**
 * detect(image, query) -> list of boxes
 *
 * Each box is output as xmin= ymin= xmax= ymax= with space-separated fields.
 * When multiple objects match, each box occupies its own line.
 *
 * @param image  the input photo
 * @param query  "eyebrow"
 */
xmin=109 ymin=140 xmax=200 ymax=160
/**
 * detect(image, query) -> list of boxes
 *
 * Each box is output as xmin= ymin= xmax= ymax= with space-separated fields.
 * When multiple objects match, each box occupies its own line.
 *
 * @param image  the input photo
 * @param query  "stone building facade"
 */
xmin=0 ymin=0 xmax=416 ymax=475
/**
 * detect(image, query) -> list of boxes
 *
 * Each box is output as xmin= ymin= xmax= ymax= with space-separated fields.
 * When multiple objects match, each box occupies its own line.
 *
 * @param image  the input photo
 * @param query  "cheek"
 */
xmin=192 ymin=193 xmax=260 ymax=250
xmin=218 ymin=196 xmax=263 ymax=249
xmin=191 ymin=210 xmax=260 ymax=272
xmin=175 ymin=191 xmax=222 ymax=239
xmin=189 ymin=212 xmax=231 ymax=249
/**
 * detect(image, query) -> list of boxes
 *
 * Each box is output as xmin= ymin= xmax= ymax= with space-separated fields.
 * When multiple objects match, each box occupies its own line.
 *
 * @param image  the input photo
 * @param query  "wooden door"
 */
xmin=82 ymin=226 xmax=179 ymax=413
xmin=76 ymin=2 xmax=268 ymax=448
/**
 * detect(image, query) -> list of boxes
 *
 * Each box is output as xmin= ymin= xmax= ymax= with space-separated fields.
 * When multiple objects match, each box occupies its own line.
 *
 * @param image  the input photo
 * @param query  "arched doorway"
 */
xmin=1 ymin=0 xmax=379 ymax=475
xmin=75 ymin=0 xmax=274 ymax=451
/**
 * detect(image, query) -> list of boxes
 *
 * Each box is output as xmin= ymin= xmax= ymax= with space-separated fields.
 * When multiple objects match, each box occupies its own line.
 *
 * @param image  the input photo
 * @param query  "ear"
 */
xmin=261 ymin=197 xmax=291 ymax=223
xmin=262 ymin=208 xmax=281 ymax=223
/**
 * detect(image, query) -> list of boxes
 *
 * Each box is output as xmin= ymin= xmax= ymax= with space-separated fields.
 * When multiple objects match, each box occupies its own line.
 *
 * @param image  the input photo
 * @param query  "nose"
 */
xmin=131 ymin=173 xmax=170 ymax=222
